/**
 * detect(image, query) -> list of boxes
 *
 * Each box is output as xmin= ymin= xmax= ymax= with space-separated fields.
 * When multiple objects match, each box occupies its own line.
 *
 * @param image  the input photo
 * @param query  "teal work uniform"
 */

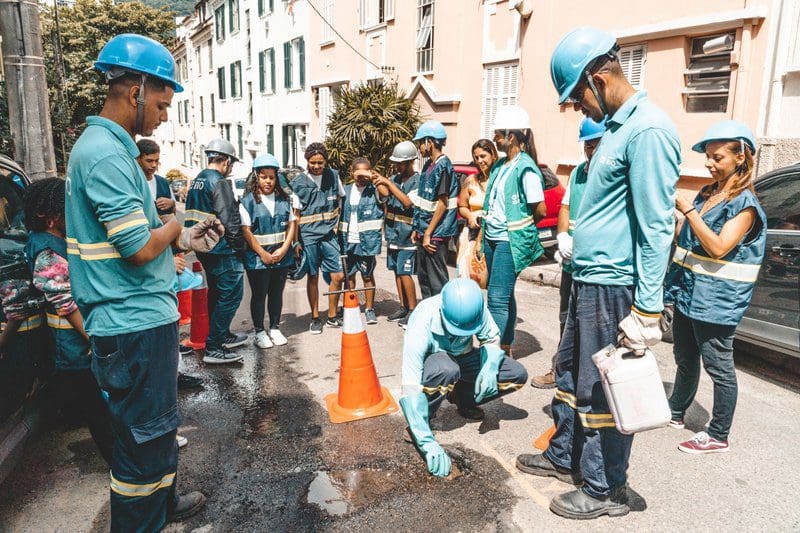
xmin=384 ymin=172 xmax=419 ymax=275
xmin=562 ymin=161 xmax=588 ymax=275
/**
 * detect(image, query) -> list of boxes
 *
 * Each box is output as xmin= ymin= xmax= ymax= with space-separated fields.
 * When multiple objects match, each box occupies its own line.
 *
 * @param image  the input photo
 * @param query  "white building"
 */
xmin=154 ymin=0 xmax=312 ymax=182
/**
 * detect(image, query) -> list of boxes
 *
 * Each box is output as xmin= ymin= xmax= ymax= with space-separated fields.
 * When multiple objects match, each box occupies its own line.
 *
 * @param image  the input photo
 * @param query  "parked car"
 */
xmin=229 ymin=176 xmax=248 ymax=201
xmin=170 ymin=178 xmax=188 ymax=202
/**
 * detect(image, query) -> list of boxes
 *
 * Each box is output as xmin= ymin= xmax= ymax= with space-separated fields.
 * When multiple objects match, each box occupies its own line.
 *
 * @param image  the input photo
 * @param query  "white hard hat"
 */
xmin=493 ymin=104 xmax=531 ymax=132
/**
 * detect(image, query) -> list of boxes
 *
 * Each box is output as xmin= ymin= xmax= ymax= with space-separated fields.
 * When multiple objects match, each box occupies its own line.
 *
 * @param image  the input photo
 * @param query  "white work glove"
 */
xmin=556 ymin=232 xmax=573 ymax=261
xmin=618 ymin=308 xmax=662 ymax=355
xmin=554 ymin=250 xmax=564 ymax=266
xmin=178 ymin=216 xmax=225 ymax=252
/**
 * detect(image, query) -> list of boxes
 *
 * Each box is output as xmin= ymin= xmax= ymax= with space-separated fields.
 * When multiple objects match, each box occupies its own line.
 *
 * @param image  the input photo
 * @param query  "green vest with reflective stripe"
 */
xmin=482 ymin=152 xmax=544 ymax=274
xmin=563 ymin=162 xmax=588 ymax=275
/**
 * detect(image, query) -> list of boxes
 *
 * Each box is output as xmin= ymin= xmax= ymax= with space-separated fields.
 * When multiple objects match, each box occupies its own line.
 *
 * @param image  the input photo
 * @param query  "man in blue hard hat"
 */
xmin=65 ymin=34 xmax=221 ymax=529
xmin=516 ymin=27 xmax=680 ymax=519
xmin=400 ymin=279 xmax=528 ymax=477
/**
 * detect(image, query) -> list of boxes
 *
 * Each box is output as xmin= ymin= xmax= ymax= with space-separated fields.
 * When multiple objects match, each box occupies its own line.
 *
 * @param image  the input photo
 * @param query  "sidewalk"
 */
xmin=520 ymin=258 xmax=562 ymax=288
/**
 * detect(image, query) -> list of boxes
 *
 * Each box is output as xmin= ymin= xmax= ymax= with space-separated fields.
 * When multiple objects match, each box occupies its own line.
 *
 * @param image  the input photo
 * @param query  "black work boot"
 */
xmin=515 ymin=453 xmax=583 ymax=485
xmin=178 ymin=373 xmax=204 ymax=390
xmin=549 ymin=486 xmax=630 ymax=520
xmin=446 ymin=385 xmax=485 ymax=421
xmin=168 ymin=491 xmax=207 ymax=522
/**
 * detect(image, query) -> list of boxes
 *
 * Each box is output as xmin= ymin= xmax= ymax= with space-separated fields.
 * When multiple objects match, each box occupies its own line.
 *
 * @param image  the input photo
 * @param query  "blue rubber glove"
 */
xmin=474 ymin=345 xmax=504 ymax=404
xmin=399 ymin=393 xmax=452 ymax=478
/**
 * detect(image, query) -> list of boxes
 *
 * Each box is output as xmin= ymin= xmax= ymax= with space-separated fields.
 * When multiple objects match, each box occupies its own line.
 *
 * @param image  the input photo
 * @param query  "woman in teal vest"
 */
xmin=482 ymin=105 xmax=547 ymax=355
xmin=665 ymin=121 xmax=767 ymax=455
xmin=240 ymin=154 xmax=297 ymax=349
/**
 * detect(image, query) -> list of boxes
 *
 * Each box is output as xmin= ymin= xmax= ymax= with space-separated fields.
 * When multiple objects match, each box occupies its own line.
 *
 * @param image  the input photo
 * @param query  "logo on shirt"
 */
xmin=327 ymin=195 xmax=337 ymax=201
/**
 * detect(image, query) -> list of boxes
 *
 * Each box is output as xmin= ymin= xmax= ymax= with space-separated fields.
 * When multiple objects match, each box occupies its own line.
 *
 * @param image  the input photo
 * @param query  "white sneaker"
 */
xmin=176 ymin=435 xmax=188 ymax=448
xmin=254 ymin=330 xmax=273 ymax=349
xmin=269 ymin=328 xmax=288 ymax=346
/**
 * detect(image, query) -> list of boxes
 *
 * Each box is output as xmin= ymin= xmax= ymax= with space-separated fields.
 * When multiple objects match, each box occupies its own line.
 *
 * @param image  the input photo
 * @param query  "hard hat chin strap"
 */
xmin=133 ymin=73 xmax=147 ymax=136
xmin=585 ymin=71 xmax=609 ymax=119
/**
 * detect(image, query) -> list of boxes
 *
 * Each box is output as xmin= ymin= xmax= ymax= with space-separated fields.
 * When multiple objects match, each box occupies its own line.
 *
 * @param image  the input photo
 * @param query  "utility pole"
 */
xmin=0 ymin=0 xmax=57 ymax=180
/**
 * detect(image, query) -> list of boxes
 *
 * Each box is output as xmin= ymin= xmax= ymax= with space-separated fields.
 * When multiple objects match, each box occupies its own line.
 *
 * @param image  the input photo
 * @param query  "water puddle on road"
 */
xmin=305 ymin=469 xmax=396 ymax=516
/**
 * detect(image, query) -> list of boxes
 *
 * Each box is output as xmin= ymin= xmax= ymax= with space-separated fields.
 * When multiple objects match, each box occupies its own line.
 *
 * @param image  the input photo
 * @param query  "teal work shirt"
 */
xmin=65 ymin=116 xmax=179 ymax=336
xmin=571 ymin=91 xmax=680 ymax=313
xmin=400 ymin=295 xmax=502 ymax=396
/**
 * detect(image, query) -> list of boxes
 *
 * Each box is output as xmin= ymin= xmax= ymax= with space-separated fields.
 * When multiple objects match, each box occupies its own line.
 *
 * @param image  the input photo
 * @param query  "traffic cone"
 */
xmin=533 ymin=424 xmax=556 ymax=450
xmin=183 ymin=261 xmax=209 ymax=350
xmin=325 ymin=291 xmax=399 ymax=423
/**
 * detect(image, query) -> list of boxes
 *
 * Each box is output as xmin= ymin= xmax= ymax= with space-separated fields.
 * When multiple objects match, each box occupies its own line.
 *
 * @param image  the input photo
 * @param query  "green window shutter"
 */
xmin=298 ymin=38 xmax=305 ymax=89
xmin=258 ymin=51 xmax=265 ymax=92
xmin=258 ymin=0 xmax=263 ymax=16
xmin=283 ymin=41 xmax=291 ymax=89
xmin=269 ymin=48 xmax=276 ymax=93
xmin=267 ymin=125 xmax=274 ymax=154
xmin=230 ymin=63 xmax=235 ymax=97
xmin=269 ymin=0 xmax=274 ymax=12
xmin=211 ymin=94 xmax=216 ymax=123
xmin=282 ymin=125 xmax=289 ymax=166
xmin=217 ymin=68 xmax=225 ymax=99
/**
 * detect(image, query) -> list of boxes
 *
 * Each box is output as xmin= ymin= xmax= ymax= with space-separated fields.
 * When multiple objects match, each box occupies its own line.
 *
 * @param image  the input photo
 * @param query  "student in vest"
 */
xmin=66 ymin=34 xmax=225 ymax=529
xmin=372 ymin=141 xmax=420 ymax=328
xmin=531 ymin=117 xmax=605 ymax=389
xmin=239 ymin=154 xmax=296 ymax=349
xmin=665 ymin=121 xmax=766 ymax=454
xmin=292 ymin=142 xmax=346 ymax=335
xmin=24 ymin=178 xmax=114 ymax=464
xmin=185 ymin=138 xmax=249 ymax=364
xmin=482 ymin=105 xmax=547 ymax=358
xmin=516 ymin=28 xmax=680 ymax=519
xmin=411 ymin=120 xmax=459 ymax=299
xmin=339 ymin=157 xmax=383 ymax=325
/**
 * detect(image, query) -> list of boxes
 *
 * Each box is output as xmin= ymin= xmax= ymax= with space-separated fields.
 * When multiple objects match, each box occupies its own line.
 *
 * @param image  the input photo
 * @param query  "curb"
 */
xmin=519 ymin=263 xmax=562 ymax=288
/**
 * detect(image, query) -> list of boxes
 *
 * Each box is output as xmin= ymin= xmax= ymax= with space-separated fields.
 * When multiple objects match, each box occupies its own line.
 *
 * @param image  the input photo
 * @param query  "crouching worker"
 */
xmin=399 ymin=278 xmax=527 ymax=477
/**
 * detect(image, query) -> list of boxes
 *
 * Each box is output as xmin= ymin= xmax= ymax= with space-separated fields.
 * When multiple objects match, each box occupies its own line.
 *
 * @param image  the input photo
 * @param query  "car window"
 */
xmin=0 ymin=172 xmax=28 ymax=277
xmin=756 ymin=171 xmax=800 ymax=230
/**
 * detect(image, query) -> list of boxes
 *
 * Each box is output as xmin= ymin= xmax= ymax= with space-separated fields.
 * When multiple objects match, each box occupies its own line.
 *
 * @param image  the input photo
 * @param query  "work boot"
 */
xmin=177 ymin=373 xmax=204 ymax=390
xmin=515 ymin=453 xmax=583 ymax=485
xmin=168 ymin=491 xmax=207 ymax=523
xmin=457 ymin=405 xmax=485 ymax=420
xmin=549 ymin=486 xmax=629 ymax=520
xmin=387 ymin=308 xmax=408 ymax=322
xmin=531 ymin=370 xmax=556 ymax=389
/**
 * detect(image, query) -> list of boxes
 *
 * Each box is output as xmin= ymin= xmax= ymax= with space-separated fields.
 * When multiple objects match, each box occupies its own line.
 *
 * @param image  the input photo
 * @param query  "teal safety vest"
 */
xmin=293 ymin=168 xmax=341 ymax=243
xmin=665 ymin=188 xmax=767 ymax=326
xmin=412 ymin=155 xmax=459 ymax=238
xmin=185 ymin=168 xmax=235 ymax=255
xmin=153 ymin=174 xmax=173 ymax=215
xmin=384 ymin=172 xmax=419 ymax=250
xmin=562 ymin=162 xmax=588 ymax=275
xmin=339 ymin=183 xmax=384 ymax=256
xmin=239 ymin=192 xmax=294 ymax=270
xmin=482 ymin=152 xmax=545 ymax=274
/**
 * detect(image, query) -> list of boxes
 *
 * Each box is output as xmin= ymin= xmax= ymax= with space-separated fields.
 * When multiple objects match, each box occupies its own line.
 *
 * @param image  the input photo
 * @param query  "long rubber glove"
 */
xmin=474 ymin=345 xmax=504 ymax=404
xmin=399 ymin=393 xmax=451 ymax=478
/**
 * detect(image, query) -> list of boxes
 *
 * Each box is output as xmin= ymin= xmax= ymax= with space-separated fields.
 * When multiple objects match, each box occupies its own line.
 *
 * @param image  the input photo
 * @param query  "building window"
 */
xmin=181 ymin=141 xmax=188 ymax=164
xmin=220 ymin=123 xmax=231 ymax=141
xmin=184 ymin=99 xmax=189 ymax=124
xmin=210 ymin=94 xmax=216 ymax=124
xmin=416 ymin=0 xmax=434 ymax=73
xmin=282 ymin=124 xmax=306 ymax=167
xmin=322 ymin=0 xmax=335 ymax=43
xmin=200 ymin=96 xmax=205 ymax=124
xmin=317 ymin=85 xmax=342 ymax=139
xmin=247 ymin=81 xmax=253 ymax=124
xmin=259 ymin=48 xmax=276 ymax=93
xmin=195 ymin=46 xmax=202 ymax=74
xmin=481 ymin=62 xmax=518 ymax=139
xmin=237 ymin=125 xmax=244 ymax=161
xmin=684 ymin=33 xmax=734 ymax=113
xmin=177 ymin=101 xmax=183 ymax=124
xmin=230 ymin=61 xmax=242 ymax=98
xmin=618 ymin=44 xmax=646 ymax=90
xmin=217 ymin=67 xmax=226 ymax=100
xmin=266 ymin=124 xmax=274 ymax=154
xmin=359 ymin=0 xmax=394 ymax=30
xmin=215 ymin=5 xmax=225 ymax=41
xmin=228 ymin=0 xmax=240 ymax=34
xmin=283 ymin=37 xmax=305 ymax=90
xmin=258 ymin=0 xmax=273 ymax=16
xmin=246 ymin=9 xmax=252 ymax=67
xmin=207 ymin=39 xmax=213 ymax=71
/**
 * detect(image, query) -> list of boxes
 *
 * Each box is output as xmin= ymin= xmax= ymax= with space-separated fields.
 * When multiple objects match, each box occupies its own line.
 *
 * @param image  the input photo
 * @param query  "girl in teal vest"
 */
xmin=665 ymin=121 xmax=767 ymax=455
xmin=240 ymin=154 xmax=297 ymax=349
xmin=482 ymin=105 xmax=547 ymax=355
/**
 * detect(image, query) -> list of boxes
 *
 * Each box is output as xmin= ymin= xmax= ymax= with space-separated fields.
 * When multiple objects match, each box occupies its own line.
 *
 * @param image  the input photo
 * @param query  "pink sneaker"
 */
xmin=678 ymin=431 xmax=729 ymax=454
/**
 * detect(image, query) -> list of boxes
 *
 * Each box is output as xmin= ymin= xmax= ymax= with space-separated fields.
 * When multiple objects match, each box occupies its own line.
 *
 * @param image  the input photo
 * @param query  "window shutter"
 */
xmin=383 ymin=0 xmax=394 ymax=21
xmin=481 ymin=63 xmax=519 ymax=138
xmin=619 ymin=45 xmax=646 ymax=90
xmin=283 ymin=42 xmax=292 ymax=89
xmin=282 ymin=125 xmax=290 ymax=166
xmin=258 ymin=0 xmax=263 ymax=16
xmin=269 ymin=0 xmax=274 ymax=11
xmin=269 ymin=48 xmax=276 ymax=93
xmin=259 ymin=51 xmax=265 ymax=92
xmin=359 ymin=0 xmax=367 ymax=29
xmin=298 ymin=38 xmax=305 ymax=88
xmin=267 ymin=125 xmax=274 ymax=154
xmin=211 ymin=94 xmax=215 ymax=123
xmin=230 ymin=63 xmax=236 ymax=97
xmin=218 ymin=67 xmax=226 ymax=99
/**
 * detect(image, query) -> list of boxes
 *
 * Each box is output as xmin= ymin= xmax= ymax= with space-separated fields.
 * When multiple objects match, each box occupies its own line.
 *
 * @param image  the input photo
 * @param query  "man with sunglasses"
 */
xmin=515 ymin=27 xmax=680 ymax=519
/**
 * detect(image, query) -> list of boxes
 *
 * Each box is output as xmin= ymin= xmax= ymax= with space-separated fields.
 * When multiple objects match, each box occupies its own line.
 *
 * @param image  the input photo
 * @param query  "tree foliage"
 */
xmin=0 ymin=82 xmax=13 ymax=158
xmin=324 ymin=82 xmax=422 ymax=181
xmin=39 ymin=0 xmax=176 ymax=167
xmin=123 ymin=0 xmax=196 ymax=17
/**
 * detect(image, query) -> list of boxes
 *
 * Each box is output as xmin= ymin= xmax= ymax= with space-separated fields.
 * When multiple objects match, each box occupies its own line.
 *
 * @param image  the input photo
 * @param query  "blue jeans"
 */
xmin=669 ymin=310 xmax=738 ymax=441
xmin=197 ymin=253 xmax=244 ymax=351
xmin=545 ymin=281 xmax=635 ymax=499
xmin=484 ymin=239 xmax=517 ymax=345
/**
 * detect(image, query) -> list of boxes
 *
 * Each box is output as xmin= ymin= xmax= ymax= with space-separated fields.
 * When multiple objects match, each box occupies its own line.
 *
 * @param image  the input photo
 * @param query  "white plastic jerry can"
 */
xmin=591 ymin=345 xmax=671 ymax=435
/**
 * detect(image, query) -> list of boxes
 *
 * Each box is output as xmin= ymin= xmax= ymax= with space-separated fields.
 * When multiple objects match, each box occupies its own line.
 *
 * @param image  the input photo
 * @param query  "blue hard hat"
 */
xmin=413 ymin=120 xmax=447 ymax=141
xmin=578 ymin=117 xmax=606 ymax=142
xmin=95 ymin=34 xmax=184 ymax=93
xmin=692 ymin=120 xmax=756 ymax=154
xmin=440 ymin=279 xmax=484 ymax=336
xmin=289 ymin=246 xmax=309 ymax=281
xmin=253 ymin=153 xmax=280 ymax=170
xmin=550 ymin=27 xmax=617 ymax=104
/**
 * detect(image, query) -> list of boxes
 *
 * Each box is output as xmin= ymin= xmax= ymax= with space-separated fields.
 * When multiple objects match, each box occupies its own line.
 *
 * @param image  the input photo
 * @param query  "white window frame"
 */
xmin=481 ymin=62 xmax=519 ymax=139
xmin=321 ymin=0 xmax=335 ymax=44
xmin=318 ymin=86 xmax=333 ymax=139
xmin=359 ymin=0 xmax=395 ymax=31
xmin=683 ymin=33 xmax=734 ymax=114
xmin=618 ymin=44 xmax=646 ymax=90
xmin=416 ymin=0 xmax=434 ymax=74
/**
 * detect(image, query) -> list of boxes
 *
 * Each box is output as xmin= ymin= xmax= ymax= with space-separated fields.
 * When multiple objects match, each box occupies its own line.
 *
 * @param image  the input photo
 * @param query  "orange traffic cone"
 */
xmin=184 ymin=262 xmax=209 ymax=350
xmin=325 ymin=291 xmax=399 ymax=423
xmin=177 ymin=290 xmax=192 ymax=326
xmin=534 ymin=424 xmax=556 ymax=450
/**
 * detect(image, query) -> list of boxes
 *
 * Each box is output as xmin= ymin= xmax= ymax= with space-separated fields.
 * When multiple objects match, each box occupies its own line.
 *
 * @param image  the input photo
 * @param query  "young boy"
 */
xmin=373 ymin=141 xmax=419 ymax=328
xmin=339 ymin=157 xmax=383 ymax=324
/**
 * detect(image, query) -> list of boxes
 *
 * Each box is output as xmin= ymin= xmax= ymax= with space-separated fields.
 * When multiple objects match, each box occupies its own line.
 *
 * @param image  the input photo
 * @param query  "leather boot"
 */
xmin=168 ymin=491 xmax=207 ymax=522
xmin=530 ymin=370 xmax=556 ymax=389
xmin=515 ymin=453 xmax=583 ymax=485
xmin=549 ymin=486 xmax=630 ymax=520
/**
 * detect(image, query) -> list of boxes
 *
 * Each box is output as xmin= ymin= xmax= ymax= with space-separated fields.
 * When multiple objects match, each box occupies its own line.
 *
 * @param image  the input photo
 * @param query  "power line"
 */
xmin=305 ymin=0 xmax=381 ymax=71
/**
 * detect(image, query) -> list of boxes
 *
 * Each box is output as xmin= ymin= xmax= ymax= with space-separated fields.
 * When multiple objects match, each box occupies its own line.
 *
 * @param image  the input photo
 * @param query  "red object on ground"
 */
xmin=184 ymin=261 xmax=208 ymax=349
xmin=177 ymin=289 xmax=192 ymax=325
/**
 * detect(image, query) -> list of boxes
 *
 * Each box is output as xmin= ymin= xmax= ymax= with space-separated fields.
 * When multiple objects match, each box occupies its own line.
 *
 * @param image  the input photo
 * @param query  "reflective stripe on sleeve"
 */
xmin=65 ymin=238 xmax=121 ymax=260
xmin=672 ymin=245 xmax=761 ymax=283
xmin=47 ymin=313 xmax=74 ymax=329
xmin=105 ymin=210 xmax=148 ymax=237
xmin=110 ymin=472 xmax=176 ymax=498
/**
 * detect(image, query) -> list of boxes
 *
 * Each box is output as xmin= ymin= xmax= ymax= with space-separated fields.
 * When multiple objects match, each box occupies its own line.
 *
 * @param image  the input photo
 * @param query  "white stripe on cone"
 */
xmin=342 ymin=306 xmax=364 ymax=334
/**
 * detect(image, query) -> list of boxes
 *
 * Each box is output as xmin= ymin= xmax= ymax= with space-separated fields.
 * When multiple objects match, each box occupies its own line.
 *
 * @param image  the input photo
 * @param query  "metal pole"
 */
xmin=0 ymin=0 xmax=57 ymax=180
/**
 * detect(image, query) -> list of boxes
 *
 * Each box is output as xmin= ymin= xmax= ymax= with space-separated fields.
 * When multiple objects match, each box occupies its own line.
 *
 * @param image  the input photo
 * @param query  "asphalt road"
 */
xmin=1 ymin=257 xmax=799 ymax=532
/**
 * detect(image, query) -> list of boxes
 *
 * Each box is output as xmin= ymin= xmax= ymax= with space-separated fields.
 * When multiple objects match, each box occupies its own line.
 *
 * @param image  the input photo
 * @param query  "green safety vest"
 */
xmin=563 ymin=161 xmax=588 ymax=274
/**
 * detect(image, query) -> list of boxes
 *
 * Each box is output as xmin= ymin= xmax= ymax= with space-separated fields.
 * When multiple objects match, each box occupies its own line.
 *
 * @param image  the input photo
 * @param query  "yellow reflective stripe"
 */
xmin=15 ymin=315 xmax=44 ymax=332
xmin=322 ymin=208 xmax=340 ymax=221
xmin=578 ymin=412 xmax=616 ymax=429
xmin=554 ymin=389 xmax=577 ymax=409
xmin=184 ymin=209 xmax=214 ymax=223
xmin=255 ymin=232 xmax=286 ymax=246
xmin=421 ymin=383 xmax=455 ymax=395
xmin=110 ymin=472 xmax=176 ymax=498
xmin=673 ymin=245 xmax=761 ymax=283
xmin=105 ymin=210 xmax=148 ymax=237
xmin=299 ymin=208 xmax=339 ymax=225
xmin=47 ymin=313 xmax=73 ymax=329
xmin=498 ymin=381 xmax=524 ymax=392
xmin=415 ymin=196 xmax=438 ymax=212
xmin=358 ymin=219 xmax=384 ymax=232
xmin=65 ymin=238 xmax=120 ymax=260
xmin=508 ymin=215 xmax=534 ymax=231
xmin=386 ymin=212 xmax=413 ymax=224
xmin=338 ymin=222 xmax=349 ymax=232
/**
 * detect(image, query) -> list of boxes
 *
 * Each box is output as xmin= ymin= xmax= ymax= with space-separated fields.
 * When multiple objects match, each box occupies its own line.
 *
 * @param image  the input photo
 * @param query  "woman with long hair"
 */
xmin=665 ymin=120 xmax=767 ymax=454
xmin=456 ymin=139 xmax=496 ymax=277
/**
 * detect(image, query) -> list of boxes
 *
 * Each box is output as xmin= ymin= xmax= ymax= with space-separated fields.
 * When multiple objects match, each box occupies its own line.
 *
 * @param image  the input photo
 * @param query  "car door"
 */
xmin=738 ymin=167 xmax=800 ymax=356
